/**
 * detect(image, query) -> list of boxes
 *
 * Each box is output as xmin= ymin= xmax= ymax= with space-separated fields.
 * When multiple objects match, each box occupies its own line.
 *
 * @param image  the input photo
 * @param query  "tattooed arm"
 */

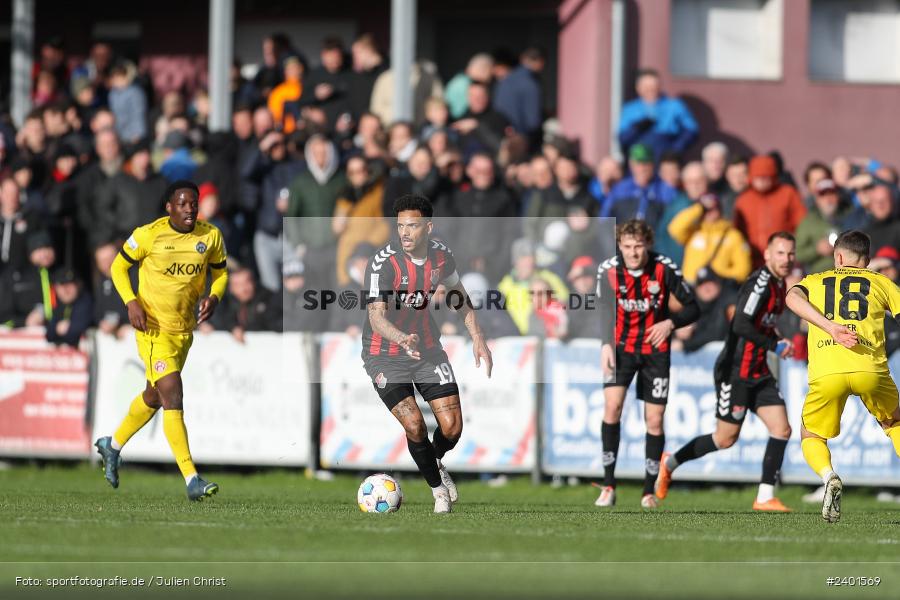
xmin=368 ymin=301 xmax=420 ymax=359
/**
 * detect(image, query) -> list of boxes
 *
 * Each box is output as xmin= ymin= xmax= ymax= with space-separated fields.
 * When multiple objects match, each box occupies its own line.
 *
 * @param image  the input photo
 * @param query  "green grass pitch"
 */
xmin=0 ymin=465 xmax=898 ymax=599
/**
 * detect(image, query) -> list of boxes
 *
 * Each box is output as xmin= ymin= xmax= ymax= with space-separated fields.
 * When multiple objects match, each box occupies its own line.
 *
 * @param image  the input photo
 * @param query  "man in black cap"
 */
xmin=0 ymin=231 xmax=56 ymax=328
xmin=673 ymin=267 xmax=733 ymax=353
xmin=46 ymin=267 xmax=93 ymax=347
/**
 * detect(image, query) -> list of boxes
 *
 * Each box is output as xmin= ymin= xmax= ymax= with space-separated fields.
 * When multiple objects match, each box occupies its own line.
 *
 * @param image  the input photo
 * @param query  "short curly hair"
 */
xmin=392 ymin=194 xmax=433 ymax=218
xmin=164 ymin=180 xmax=199 ymax=204
xmin=616 ymin=219 xmax=654 ymax=247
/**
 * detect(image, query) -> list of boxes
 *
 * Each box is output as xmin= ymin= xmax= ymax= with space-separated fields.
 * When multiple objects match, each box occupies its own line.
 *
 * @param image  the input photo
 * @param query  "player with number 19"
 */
xmin=362 ymin=194 xmax=493 ymax=514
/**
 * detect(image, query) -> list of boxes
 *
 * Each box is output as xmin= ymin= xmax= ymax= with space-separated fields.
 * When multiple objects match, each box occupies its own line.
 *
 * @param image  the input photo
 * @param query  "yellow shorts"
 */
xmin=802 ymin=372 xmax=899 ymax=439
xmin=135 ymin=329 xmax=193 ymax=385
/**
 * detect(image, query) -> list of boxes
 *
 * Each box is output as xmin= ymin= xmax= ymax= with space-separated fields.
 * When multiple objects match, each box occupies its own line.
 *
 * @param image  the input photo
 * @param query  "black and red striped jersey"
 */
xmin=715 ymin=266 xmax=784 ymax=381
xmin=362 ymin=239 xmax=459 ymax=357
xmin=596 ymin=252 xmax=699 ymax=355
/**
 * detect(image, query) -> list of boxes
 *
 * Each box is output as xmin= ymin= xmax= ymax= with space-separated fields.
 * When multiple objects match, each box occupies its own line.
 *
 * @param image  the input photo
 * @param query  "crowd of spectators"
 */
xmin=0 ymin=34 xmax=897 ymax=360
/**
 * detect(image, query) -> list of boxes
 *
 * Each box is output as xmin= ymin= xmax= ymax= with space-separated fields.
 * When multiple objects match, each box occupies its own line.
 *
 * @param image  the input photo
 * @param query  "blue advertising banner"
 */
xmin=542 ymin=340 xmax=900 ymax=485
xmin=779 ymin=354 xmax=900 ymax=485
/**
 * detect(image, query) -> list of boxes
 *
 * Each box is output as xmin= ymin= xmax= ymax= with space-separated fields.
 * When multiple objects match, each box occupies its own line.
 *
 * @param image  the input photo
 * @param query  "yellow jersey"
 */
xmin=794 ymin=267 xmax=900 ymax=382
xmin=120 ymin=217 xmax=227 ymax=333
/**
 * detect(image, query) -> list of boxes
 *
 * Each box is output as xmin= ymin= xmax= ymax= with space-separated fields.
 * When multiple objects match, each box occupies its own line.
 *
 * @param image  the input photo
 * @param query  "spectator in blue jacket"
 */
xmin=600 ymin=143 xmax=676 ymax=231
xmin=107 ymin=61 xmax=147 ymax=144
xmin=159 ymin=131 xmax=197 ymax=182
xmin=588 ymin=156 xmax=623 ymax=213
xmin=493 ymin=47 xmax=545 ymax=145
xmin=617 ymin=69 xmax=698 ymax=160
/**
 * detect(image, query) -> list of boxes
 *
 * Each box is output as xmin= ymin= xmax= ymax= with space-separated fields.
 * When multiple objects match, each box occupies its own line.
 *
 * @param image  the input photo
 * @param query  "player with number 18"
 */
xmin=786 ymin=229 xmax=900 ymax=523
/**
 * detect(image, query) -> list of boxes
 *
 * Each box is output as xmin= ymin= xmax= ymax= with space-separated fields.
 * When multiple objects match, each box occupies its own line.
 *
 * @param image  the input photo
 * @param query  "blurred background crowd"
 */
xmin=0 ymin=27 xmax=898 ymax=360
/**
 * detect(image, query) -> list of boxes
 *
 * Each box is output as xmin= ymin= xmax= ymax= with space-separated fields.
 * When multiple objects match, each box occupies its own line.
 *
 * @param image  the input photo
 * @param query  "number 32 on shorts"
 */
xmin=652 ymin=377 xmax=669 ymax=399
xmin=433 ymin=363 xmax=454 ymax=385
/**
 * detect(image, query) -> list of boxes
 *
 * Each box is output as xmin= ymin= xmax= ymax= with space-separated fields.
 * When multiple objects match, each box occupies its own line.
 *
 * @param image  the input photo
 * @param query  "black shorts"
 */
xmin=715 ymin=374 xmax=785 ymax=424
xmin=363 ymin=350 xmax=460 ymax=410
xmin=603 ymin=347 xmax=671 ymax=405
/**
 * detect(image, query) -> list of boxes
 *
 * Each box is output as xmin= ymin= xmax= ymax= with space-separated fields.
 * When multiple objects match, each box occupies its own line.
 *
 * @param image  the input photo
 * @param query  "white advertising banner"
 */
xmin=319 ymin=333 xmax=538 ymax=472
xmin=91 ymin=331 xmax=312 ymax=466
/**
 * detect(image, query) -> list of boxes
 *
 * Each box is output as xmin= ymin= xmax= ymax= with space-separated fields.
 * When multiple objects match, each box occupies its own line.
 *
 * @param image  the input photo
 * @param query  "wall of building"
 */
xmin=630 ymin=0 xmax=900 ymax=180
xmin=556 ymin=0 xmax=614 ymax=167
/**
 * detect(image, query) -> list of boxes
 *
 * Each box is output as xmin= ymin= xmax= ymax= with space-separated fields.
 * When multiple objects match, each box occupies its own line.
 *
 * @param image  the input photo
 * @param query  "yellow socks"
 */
xmin=163 ymin=409 xmax=198 ymax=482
xmin=801 ymin=436 xmax=834 ymax=483
xmin=112 ymin=394 xmax=158 ymax=449
xmin=114 ymin=399 xmax=199 ymax=484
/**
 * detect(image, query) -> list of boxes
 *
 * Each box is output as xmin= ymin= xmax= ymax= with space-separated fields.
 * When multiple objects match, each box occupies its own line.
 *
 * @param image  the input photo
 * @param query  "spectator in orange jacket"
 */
xmin=733 ymin=155 xmax=806 ymax=268
xmin=267 ymin=56 xmax=304 ymax=134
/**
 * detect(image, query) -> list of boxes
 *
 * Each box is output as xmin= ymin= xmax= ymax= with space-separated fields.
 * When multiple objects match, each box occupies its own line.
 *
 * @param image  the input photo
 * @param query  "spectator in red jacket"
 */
xmin=733 ymin=155 xmax=806 ymax=268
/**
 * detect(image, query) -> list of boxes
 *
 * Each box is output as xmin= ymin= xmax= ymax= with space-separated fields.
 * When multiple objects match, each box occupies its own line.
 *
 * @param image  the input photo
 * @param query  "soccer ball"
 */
xmin=357 ymin=473 xmax=403 ymax=513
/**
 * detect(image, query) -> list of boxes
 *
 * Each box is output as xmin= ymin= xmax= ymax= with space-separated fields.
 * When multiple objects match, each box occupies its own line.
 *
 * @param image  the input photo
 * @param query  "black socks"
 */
xmin=601 ymin=422 xmax=621 ymax=487
xmin=761 ymin=437 xmax=788 ymax=486
xmin=673 ymin=433 xmax=719 ymax=467
xmin=432 ymin=427 xmax=458 ymax=460
xmin=644 ymin=433 xmax=665 ymax=495
xmin=407 ymin=437 xmax=442 ymax=488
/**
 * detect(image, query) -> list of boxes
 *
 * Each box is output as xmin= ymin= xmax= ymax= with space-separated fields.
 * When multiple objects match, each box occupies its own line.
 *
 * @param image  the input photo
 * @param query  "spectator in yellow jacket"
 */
xmin=668 ymin=192 xmax=751 ymax=285
xmin=497 ymin=238 xmax=568 ymax=334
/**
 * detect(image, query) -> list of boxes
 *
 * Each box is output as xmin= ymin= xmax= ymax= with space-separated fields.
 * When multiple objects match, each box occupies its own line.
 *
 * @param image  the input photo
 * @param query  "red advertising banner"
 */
xmin=0 ymin=328 xmax=91 ymax=458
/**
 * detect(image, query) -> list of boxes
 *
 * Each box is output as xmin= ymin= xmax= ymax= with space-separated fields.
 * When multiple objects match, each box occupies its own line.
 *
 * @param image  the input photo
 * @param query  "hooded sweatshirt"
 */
xmin=733 ymin=156 xmax=806 ymax=268
xmin=284 ymin=138 xmax=347 ymax=249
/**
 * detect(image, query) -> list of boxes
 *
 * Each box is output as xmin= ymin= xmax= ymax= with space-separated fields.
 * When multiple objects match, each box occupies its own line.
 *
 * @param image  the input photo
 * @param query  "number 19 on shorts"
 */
xmin=433 ymin=363 xmax=455 ymax=385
